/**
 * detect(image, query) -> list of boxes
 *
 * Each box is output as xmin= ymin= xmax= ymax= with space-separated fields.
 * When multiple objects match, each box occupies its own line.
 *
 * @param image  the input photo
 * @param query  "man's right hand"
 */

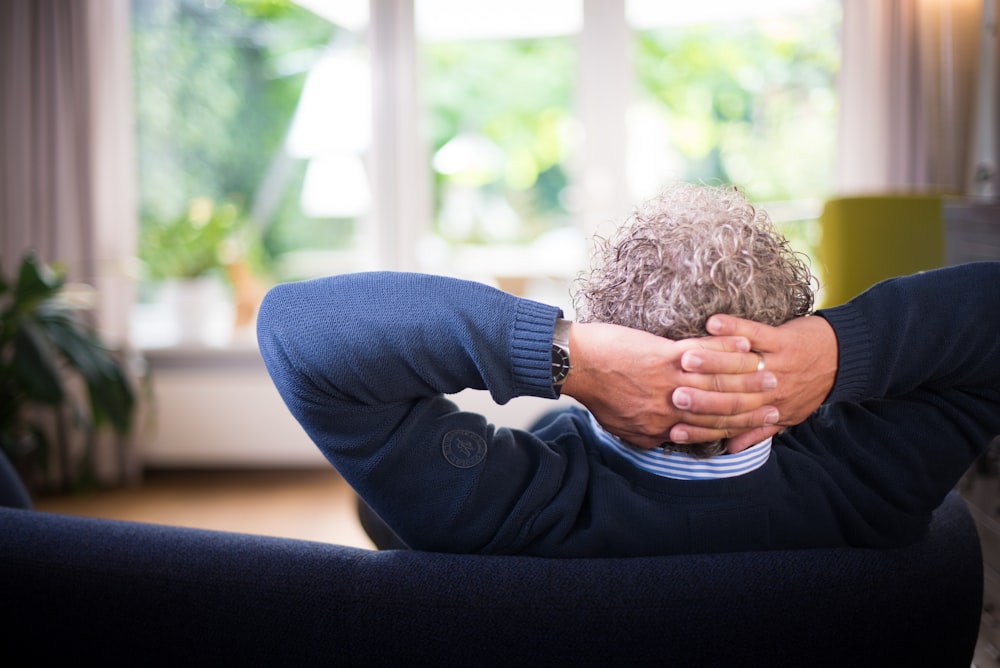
xmin=671 ymin=313 xmax=839 ymax=452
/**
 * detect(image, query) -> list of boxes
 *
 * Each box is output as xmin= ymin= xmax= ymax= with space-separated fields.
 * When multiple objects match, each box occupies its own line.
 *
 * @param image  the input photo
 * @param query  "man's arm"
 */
xmin=699 ymin=262 xmax=1000 ymax=453
xmin=257 ymin=271 xmax=783 ymax=551
xmin=258 ymin=271 xmax=567 ymax=553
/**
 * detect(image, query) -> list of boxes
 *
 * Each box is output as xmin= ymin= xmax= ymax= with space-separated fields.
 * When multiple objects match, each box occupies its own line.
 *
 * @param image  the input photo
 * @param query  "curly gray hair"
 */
xmin=573 ymin=183 xmax=816 ymax=457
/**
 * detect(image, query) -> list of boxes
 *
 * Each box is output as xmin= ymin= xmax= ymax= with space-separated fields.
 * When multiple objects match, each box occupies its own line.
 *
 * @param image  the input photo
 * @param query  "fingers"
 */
xmin=619 ymin=433 xmax=673 ymax=450
xmin=680 ymin=348 xmax=776 ymax=377
xmin=694 ymin=403 xmax=779 ymax=430
xmin=672 ymin=377 xmax=776 ymax=413
xmin=618 ymin=417 xmax=780 ymax=451
xmin=686 ymin=335 xmax=752 ymax=354
xmin=667 ymin=406 xmax=780 ymax=445
xmin=706 ymin=314 xmax=778 ymax=351
xmin=725 ymin=426 xmax=782 ymax=453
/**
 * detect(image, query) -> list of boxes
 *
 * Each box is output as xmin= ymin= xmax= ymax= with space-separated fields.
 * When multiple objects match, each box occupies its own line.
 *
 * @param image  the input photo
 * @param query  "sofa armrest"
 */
xmin=0 ymin=449 xmax=32 ymax=509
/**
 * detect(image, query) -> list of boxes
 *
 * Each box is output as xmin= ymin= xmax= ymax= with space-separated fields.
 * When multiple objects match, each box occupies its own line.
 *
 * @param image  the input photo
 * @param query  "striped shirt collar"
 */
xmin=587 ymin=412 xmax=772 ymax=481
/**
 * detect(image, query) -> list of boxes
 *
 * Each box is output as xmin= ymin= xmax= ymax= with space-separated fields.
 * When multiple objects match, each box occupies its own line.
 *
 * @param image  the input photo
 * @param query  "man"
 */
xmin=258 ymin=184 xmax=1000 ymax=557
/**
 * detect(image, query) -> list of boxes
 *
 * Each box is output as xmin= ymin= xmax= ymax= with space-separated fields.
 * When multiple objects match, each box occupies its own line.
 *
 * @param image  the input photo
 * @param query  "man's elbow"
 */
xmin=256 ymin=283 xmax=299 ymax=379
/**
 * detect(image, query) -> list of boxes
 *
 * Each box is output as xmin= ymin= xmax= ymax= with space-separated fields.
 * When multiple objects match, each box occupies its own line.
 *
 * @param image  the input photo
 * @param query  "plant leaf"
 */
xmin=13 ymin=254 xmax=61 ymax=311
xmin=38 ymin=314 xmax=100 ymax=378
xmin=39 ymin=314 xmax=134 ymax=434
xmin=12 ymin=320 xmax=64 ymax=404
xmin=87 ymin=362 xmax=135 ymax=434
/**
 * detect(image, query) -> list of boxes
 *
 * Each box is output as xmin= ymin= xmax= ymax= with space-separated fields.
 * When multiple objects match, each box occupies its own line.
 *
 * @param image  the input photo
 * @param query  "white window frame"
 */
xmin=366 ymin=0 xmax=631 ymax=271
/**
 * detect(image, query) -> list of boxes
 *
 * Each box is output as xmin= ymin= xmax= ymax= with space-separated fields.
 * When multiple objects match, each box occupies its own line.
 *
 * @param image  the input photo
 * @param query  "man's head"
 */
xmin=573 ymin=183 xmax=816 ymax=457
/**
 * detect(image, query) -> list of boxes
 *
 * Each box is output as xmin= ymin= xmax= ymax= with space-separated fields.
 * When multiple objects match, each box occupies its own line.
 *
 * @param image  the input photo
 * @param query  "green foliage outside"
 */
xmin=422 ymin=38 xmax=576 ymax=243
xmin=140 ymin=196 xmax=243 ymax=280
xmin=634 ymin=6 xmax=841 ymax=204
xmin=131 ymin=0 xmax=333 ymax=281
xmin=632 ymin=6 xmax=841 ymax=260
xmin=131 ymin=1 xmax=839 ymax=276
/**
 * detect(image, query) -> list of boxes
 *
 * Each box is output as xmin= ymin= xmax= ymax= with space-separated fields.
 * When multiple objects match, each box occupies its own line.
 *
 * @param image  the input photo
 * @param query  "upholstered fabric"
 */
xmin=0 ymin=452 xmax=32 ymax=510
xmin=0 ymin=491 xmax=981 ymax=667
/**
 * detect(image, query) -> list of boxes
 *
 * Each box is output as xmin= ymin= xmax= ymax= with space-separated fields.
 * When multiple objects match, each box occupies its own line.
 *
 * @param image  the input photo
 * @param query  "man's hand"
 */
xmin=560 ymin=322 xmax=779 ymax=449
xmin=672 ymin=314 xmax=839 ymax=453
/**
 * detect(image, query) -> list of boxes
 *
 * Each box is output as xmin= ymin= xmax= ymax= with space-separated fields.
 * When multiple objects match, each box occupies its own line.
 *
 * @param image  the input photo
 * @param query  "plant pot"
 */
xmin=160 ymin=277 xmax=234 ymax=347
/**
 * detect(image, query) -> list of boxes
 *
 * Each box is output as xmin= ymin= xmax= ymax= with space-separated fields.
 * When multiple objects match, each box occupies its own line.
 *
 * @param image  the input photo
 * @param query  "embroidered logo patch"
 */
xmin=442 ymin=430 xmax=487 ymax=469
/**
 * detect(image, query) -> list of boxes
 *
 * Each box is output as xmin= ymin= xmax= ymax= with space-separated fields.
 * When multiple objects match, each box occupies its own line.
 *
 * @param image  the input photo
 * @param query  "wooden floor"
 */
xmin=33 ymin=467 xmax=375 ymax=549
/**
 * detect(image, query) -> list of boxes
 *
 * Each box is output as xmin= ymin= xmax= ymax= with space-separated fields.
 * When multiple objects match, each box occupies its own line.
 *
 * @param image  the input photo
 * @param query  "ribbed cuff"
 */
xmin=510 ymin=299 xmax=562 ymax=399
xmin=816 ymin=302 xmax=872 ymax=404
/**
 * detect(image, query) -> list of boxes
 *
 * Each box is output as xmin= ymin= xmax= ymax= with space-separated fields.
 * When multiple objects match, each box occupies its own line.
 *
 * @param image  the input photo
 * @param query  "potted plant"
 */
xmin=140 ymin=197 xmax=243 ymax=345
xmin=0 ymin=253 xmax=136 ymax=492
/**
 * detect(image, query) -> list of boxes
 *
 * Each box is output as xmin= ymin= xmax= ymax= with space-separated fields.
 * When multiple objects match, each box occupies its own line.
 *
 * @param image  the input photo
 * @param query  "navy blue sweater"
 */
xmin=258 ymin=263 xmax=1000 ymax=556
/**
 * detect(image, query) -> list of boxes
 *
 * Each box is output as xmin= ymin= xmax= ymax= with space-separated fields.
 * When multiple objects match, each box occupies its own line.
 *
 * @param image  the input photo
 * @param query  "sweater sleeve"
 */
xmin=257 ymin=272 xmax=577 ymax=553
xmin=258 ymin=272 xmax=559 ymax=408
xmin=794 ymin=262 xmax=1000 ymax=534
xmin=818 ymin=262 xmax=1000 ymax=405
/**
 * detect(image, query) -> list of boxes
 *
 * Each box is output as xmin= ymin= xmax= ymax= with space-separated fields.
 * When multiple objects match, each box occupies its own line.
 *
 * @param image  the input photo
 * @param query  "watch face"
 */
xmin=551 ymin=345 xmax=571 ymax=384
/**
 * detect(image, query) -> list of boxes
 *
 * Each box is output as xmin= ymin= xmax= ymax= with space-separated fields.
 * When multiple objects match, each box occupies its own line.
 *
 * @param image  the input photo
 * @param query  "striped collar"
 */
xmin=587 ymin=412 xmax=772 ymax=481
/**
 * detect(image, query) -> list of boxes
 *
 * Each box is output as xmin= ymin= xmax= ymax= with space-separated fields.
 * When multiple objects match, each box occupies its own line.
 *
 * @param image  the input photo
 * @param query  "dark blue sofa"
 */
xmin=0 ymin=450 xmax=983 ymax=666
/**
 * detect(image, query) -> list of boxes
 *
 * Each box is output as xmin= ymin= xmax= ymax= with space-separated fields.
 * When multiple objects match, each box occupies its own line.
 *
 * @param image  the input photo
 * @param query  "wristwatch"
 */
xmin=551 ymin=317 xmax=572 ymax=392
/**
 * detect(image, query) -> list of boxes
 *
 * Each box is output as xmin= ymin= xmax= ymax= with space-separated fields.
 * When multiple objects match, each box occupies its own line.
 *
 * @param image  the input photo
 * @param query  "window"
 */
xmin=130 ymin=0 xmax=840 ymax=348
xmin=628 ymin=0 xmax=841 ymax=258
xmin=130 ymin=0 xmax=361 ymax=346
xmin=415 ymin=0 xmax=582 ymax=297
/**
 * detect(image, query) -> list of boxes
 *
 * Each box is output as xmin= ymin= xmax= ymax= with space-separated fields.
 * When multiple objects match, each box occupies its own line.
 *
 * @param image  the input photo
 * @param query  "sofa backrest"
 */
xmin=0 ymin=492 xmax=982 ymax=666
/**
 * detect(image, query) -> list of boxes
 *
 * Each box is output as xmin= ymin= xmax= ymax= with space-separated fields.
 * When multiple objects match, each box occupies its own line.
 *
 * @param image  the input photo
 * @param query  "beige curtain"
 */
xmin=1 ymin=1 xmax=95 ymax=280
xmin=837 ymin=0 xmax=984 ymax=195
xmin=0 ymin=0 xmax=135 ymax=343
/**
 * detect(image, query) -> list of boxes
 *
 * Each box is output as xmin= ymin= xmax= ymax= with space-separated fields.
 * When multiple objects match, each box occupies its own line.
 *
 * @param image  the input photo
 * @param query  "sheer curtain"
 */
xmin=837 ymin=0 xmax=984 ymax=194
xmin=0 ymin=0 xmax=135 ymax=344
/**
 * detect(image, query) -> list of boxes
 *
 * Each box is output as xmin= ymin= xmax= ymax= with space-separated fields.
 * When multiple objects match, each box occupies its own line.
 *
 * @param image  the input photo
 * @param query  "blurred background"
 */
xmin=127 ymin=0 xmax=840 ymax=335
xmin=1 ymin=0 xmax=996 ymax=534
